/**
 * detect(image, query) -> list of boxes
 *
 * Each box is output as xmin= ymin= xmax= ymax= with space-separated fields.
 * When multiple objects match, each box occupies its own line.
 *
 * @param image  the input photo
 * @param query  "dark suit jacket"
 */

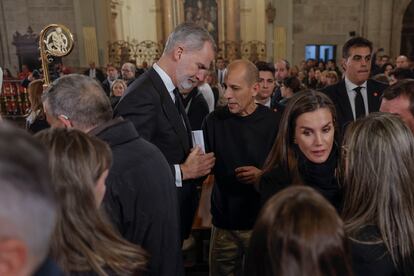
xmin=83 ymin=68 xmax=106 ymax=83
xmin=101 ymin=78 xmax=111 ymax=96
xmin=113 ymin=68 xmax=198 ymax=240
xmin=321 ymin=79 xmax=388 ymax=136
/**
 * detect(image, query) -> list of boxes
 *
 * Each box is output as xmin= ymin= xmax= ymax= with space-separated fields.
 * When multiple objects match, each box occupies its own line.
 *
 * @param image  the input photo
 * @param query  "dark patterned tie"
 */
xmin=354 ymin=86 xmax=366 ymax=119
xmin=173 ymin=88 xmax=184 ymax=114
xmin=172 ymin=88 xmax=188 ymax=130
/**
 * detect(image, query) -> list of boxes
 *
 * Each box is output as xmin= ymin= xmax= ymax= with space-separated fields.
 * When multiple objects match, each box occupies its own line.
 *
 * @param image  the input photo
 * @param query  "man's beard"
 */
xmin=179 ymin=78 xmax=196 ymax=90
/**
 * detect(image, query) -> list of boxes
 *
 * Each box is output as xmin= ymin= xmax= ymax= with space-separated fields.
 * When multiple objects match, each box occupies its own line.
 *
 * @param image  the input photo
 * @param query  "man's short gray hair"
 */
xmin=122 ymin=62 xmax=136 ymax=72
xmin=163 ymin=22 xmax=216 ymax=55
xmin=42 ymin=74 xmax=113 ymax=130
xmin=0 ymin=124 xmax=56 ymax=271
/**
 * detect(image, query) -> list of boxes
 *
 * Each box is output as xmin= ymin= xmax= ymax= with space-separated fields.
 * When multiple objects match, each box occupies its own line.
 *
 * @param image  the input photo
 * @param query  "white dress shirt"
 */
xmin=344 ymin=77 xmax=369 ymax=120
xmin=198 ymin=83 xmax=215 ymax=112
xmin=89 ymin=68 xmax=96 ymax=79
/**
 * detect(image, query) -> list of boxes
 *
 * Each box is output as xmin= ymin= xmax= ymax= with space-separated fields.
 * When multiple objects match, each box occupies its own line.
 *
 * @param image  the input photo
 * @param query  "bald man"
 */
xmin=203 ymin=59 xmax=281 ymax=275
xmin=396 ymin=55 xmax=410 ymax=69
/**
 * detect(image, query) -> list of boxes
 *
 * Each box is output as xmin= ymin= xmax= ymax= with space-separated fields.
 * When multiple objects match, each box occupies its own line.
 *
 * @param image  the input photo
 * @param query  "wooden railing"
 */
xmin=1 ymin=80 xmax=30 ymax=117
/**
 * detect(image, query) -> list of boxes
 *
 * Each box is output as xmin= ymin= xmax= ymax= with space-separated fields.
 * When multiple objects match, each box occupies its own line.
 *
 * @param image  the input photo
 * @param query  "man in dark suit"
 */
xmin=322 ymin=37 xmax=388 ymax=136
xmin=215 ymin=57 xmax=227 ymax=85
xmin=270 ymin=59 xmax=290 ymax=111
xmin=114 ymin=23 xmax=216 ymax=241
xmin=43 ymin=74 xmax=183 ymax=276
xmin=83 ymin=61 xmax=106 ymax=83
xmin=121 ymin=62 xmax=137 ymax=86
xmin=101 ymin=63 xmax=119 ymax=96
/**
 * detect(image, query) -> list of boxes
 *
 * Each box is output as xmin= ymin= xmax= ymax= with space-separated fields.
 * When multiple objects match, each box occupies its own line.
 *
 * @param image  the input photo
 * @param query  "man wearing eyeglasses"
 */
xmin=322 ymin=37 xmax=388 ymax=137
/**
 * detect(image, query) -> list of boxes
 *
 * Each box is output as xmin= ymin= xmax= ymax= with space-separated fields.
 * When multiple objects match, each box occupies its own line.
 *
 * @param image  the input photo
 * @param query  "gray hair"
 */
xmin=163 ymin=22 xmax=216 ymax=55
xmin=42 ymin=74 xmax=113 ymax=130
xmin=0 ymin=123 xmax=56 ymax=271
xmin=122 ymin=62 xmax=136 ymax=72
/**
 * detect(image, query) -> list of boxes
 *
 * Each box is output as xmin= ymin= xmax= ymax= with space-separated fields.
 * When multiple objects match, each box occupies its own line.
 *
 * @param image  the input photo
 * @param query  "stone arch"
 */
xmin=390 ymin=0 xmax=412 ymax=58
xmin=401 ymin=0 xmax=414 ymax=58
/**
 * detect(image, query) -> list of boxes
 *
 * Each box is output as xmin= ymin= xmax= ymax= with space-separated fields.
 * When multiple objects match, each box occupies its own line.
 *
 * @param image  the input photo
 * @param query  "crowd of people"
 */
xmin=1 ymin=22 xmax=414 ymax=276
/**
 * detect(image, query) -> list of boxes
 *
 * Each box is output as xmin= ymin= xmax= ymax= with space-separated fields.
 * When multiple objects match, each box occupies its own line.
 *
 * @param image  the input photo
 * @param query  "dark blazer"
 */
xmin=93 ymin=118 xmax=183 ymax=276
xmin=83 ymin=68 xmax=106 ymax=83
xmin=113 ymin=68 xmax=197 ymax=240
xmin=321 ymin=79 xmax=388 ymax=136
xmin=101 ymin=78 xmax=111 ymax=96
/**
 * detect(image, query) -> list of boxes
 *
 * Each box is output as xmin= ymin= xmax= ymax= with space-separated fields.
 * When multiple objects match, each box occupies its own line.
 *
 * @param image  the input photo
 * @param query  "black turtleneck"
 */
xmin=259 ymin=145 xmax=341 ymax=209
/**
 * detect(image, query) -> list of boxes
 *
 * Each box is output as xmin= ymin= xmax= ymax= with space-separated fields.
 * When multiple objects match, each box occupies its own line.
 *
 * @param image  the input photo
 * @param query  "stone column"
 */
xmin=162 ymin=0 xmax=174 ymax=41
xmin=225 ymin=0 xmax=240 ymax=42
xmin=265 ymin=1 xmax=276 ymax=61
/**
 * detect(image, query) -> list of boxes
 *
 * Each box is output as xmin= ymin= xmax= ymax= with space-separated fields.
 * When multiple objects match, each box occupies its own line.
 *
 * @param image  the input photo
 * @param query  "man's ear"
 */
xmin=0 ymin=239 xmax=29 ymax=276
xmin=173 ymin=46 xmax=184 ymax=61
xmin=341 ymin=58 xmax=347 ymax=72
xmin=251 ymin=82 xmax=260 ymax=97
xmin=57 ymin=115 xmax=73 ymax=128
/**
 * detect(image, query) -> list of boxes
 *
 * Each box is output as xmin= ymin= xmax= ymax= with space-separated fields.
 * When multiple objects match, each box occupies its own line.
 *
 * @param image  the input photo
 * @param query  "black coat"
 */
xmin=113 ymin=67 xmax=199 ymax=240
xmin=321 ymin=79 xmax=388 ymax=136
xmin=92 ymin=118 xmax=183 ymax=276
xmin=350 ymin=226 xmax=414 ymax=276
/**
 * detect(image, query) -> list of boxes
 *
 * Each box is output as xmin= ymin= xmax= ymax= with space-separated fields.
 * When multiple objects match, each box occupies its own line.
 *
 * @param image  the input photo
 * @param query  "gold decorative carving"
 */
xmin=109 ymin=39 xmax=266 ymax=65
xmin=39 ymin=24 xmax=74 ymax=85
xmin=241 ymin=40 xmax=266 ymax=63
xmin=217 ymin=40 xmax=266 ymax=62
xmin=108 ymin=40 xmax=164 ymax=67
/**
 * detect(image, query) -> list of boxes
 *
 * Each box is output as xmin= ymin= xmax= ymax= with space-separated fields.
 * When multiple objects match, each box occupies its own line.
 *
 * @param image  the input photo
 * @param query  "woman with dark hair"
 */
xmin=381 ymin=62 xmax=394 ymax=79
xmin=341 ymin=113 xmax=414 ymax=275
xmin=245 ymin=185 xmax=352 ymax=276
xmin=279 ymin=76 xmax=302 ymax=106
xmin=305 ymin=67 xmax=318 ymax=89
xmin=26 ymin=79 xmax=50 ymax=133
xmin=259 ymin=90 xmax=341 ymax=209
xmin=36 ymin=128 xmax=147 ymax=276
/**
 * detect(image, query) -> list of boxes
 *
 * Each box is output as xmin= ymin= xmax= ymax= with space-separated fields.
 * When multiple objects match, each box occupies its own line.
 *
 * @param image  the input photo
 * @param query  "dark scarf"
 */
xmin=296 ymin=144 xmax=341 ymax=208
xmin=180 ymin=87 xmax=199 ymax=108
